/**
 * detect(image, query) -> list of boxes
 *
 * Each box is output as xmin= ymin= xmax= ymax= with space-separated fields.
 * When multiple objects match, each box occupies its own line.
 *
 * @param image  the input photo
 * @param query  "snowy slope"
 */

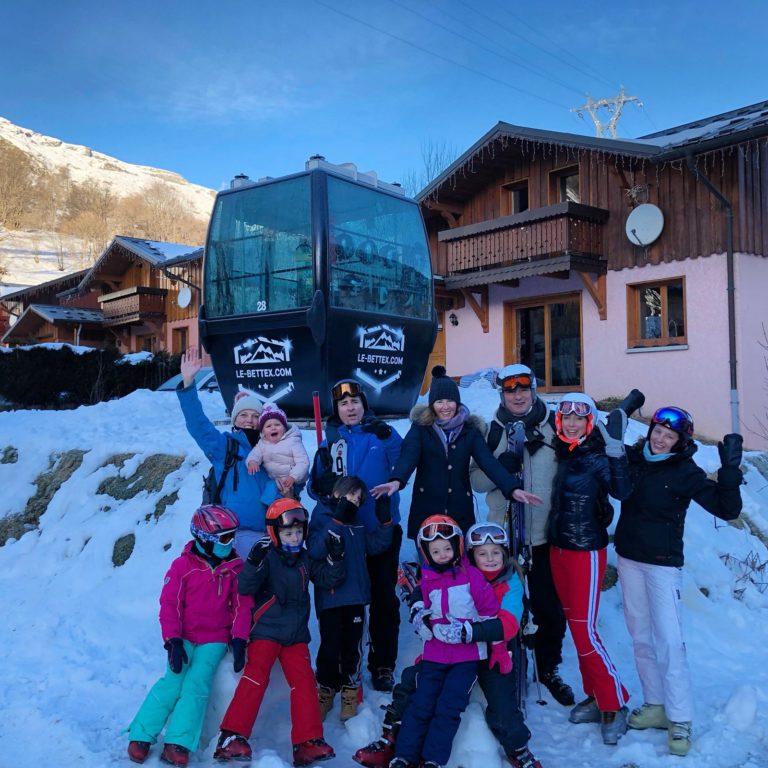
xmin=1 ymin=381 xmax=768 ymax=768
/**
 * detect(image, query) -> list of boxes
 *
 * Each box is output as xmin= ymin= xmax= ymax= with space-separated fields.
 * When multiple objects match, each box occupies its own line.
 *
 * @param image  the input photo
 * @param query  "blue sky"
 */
xmin=1 ymin=0 xmax=765 ymax=192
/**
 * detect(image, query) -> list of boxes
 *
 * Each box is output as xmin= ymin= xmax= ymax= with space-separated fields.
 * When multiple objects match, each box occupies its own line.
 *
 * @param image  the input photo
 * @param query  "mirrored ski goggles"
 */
xmin=276 ymin=509 xmax=308 ymax=527
xmin=198 ymin=528 xmax=237 ymax=545
xmin=498 ymin=373 xmax=533 ymax=392
xmin=332 ymin=381 xmax=362 ymax=401
xmin=651 ymin=406 xmax=693 ymax=436
xmin=557 ymin=400 xmax=592 ymax=417
xmin=419 ymin=522 xmax=462 ymax=542
xmin=467 ymin=524 xmax=509 ymax=547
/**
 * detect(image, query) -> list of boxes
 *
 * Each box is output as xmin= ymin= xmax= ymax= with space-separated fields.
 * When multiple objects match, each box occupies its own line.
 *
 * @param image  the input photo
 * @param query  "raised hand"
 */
xmin=718 ymin=433 xmax=743 ymax=470
xmin=180 ymin=348 xmax=202 ymax=388
xmin=371 ymin=480 xmax=400 ymax=498
xmin=247 ymin=537 xmax=271 ymax=567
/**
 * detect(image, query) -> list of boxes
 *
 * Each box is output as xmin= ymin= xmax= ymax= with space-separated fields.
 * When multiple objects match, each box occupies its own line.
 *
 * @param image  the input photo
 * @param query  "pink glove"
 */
xmin=489 ymin=641 xmax=512 ymax=674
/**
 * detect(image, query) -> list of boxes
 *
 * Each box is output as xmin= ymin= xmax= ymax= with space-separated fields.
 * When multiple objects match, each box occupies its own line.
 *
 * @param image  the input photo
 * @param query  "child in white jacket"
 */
xmin=247 ymin=404 xmax=310 ymax=498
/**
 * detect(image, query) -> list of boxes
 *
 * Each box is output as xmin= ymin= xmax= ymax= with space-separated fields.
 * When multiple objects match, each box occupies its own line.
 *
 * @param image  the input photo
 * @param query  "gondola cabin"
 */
xmin=199 ymin=157 xmax=437 ymax=417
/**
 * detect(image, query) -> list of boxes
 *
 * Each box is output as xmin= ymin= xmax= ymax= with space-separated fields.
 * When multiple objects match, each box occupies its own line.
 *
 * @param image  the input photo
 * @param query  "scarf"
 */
xmin=643 ymin=442 xmax=675 ymax=462
xmin=496 ymin=397 xmax=551 ymax=456
xmin=432 ymin=404 xmax=469 ymax=452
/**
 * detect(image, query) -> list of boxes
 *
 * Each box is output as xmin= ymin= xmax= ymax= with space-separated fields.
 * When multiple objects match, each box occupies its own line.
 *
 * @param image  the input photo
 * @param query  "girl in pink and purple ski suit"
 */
xmin=127 ymin=506 xmax=254 ymax=767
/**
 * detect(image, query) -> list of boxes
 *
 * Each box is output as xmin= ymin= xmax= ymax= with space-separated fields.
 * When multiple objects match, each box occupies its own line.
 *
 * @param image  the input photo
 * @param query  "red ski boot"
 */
xmin=353 ymin=732 xmax=396 ymax=768
xmin=507 ymin=747 xmax=542 ymax=768
xmin=292 ymin=738 xmax=335 ymax=767
xmin=160 ymin=743 xmax=190 ymax=766
xmin=213 ymin=731 xmax=253 ymax=762
xmin=128 ymin=741 xmax=151 ymax=764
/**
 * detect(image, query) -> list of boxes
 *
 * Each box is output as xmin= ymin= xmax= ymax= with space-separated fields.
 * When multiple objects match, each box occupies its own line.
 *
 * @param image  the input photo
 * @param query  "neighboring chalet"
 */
xmin=1 ymin=237 xmax=204 ymax=355
xmin=419 ymin=100 xmax=768 ymax=449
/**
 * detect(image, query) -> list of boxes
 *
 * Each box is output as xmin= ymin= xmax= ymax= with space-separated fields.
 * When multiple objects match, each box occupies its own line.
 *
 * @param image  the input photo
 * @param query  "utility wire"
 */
xmin=386 ymin=0 xmax=585 ymax=97
xmin=314 ymin=0 xmax=571 ymax=110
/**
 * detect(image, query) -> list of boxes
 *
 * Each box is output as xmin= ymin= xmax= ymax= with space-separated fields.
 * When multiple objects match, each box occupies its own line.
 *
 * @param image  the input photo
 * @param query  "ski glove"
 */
xmin=247 ymin=537 xmax=271 ymax=567
xmin=498 ymin=451 xmax=522 ymax=474
xmin=605 ymin=407 xmax=628 ymax=442
xmin=230 ymin=638 xmax=247 ymax=673
xmin=363 ymin=418 xmax=393 ymax=440
xmin=375 ymin=495 xmax=392 ymax=524
xmin=164 ymin=638 xmax=188 ymax=674
xmin=326 ymin=530 xmax=345 ymax=561
xmin=432 ymin=616 xmax=473 ymax=645
xmin=596 ymin=420 xmax=625 ymax=458
xmin=411 ymin=603 xmax=433 ymax=641
xmin=718 ymin=433 xmax=743 ymax=470
xmin=334 ymin=498 xmax=358 ymax=524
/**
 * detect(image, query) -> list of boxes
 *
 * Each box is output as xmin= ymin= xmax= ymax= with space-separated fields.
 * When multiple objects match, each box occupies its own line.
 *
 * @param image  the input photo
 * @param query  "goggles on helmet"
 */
xmin=275 ymin=508 xmax=308 ymax=527
xmin=498 ymin=373 xmax=533 ymax=392
xmin=332 ymin=380 xmax=362 ymax=401
xmin=651 ymin=406 xmax=693 ymax=436
xmin=557 ymin=400 xmax=592 ymax=417
xmin=467 ymin=523 xmax=509 ymax=548
xmin=195 ymin=527 xmax=237 ymax=545
xmin=419 ymin=520 xmax=462 ymax=543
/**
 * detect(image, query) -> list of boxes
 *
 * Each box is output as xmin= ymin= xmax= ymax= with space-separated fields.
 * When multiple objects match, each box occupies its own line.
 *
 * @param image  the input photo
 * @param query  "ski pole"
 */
xmin=312 ymin=390 xmax=323 ymax=448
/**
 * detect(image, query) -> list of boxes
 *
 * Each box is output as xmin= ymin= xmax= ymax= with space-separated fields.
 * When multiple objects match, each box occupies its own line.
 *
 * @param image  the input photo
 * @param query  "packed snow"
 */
xmin=2 ymin=379 xmax=768 ymax=768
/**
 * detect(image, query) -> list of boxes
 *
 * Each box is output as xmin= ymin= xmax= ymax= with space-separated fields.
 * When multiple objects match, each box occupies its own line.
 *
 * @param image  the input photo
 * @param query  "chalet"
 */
xmin=1 ymin=237 xmax=203 ymax=355
xmin=419 ymin=100 xmax=768 ymax=449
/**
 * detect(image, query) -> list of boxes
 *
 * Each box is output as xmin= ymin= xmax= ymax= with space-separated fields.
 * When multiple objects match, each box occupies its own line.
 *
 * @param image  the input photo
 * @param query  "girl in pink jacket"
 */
xmin=127 ymin=505 xmax=254 ymax=767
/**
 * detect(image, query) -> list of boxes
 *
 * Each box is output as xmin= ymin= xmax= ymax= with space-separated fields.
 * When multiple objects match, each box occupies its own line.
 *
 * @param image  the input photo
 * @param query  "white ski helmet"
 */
xmin=555 ymin=392 xmax=597 ymax=441
xmin=496 ymin=364 xmax=537 ymax=401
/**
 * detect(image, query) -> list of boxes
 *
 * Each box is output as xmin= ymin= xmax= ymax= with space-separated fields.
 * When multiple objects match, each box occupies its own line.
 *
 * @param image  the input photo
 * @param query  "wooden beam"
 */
xmin=577 ymin=271 xmax=607 ymax=320
xmin=460 ymin=285 xmax=489 ymax=333
xmin=425 ymin=200 xmax=464 ymax=217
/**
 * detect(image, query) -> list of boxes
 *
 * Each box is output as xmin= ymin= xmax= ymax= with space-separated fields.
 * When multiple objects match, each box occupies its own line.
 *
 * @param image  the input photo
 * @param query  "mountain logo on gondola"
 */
xmin=234 ymin=336 xmax=293 ymax=365
xmin=359 ymin=324 xmax=405 ymax=352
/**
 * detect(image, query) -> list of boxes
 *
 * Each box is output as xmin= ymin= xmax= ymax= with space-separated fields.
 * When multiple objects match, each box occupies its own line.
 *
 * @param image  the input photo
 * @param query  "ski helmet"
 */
xmin=465 ymin=522 xmax=510 ymax=567
xmin=555 ymin=392 xmax=597 ymax=446
xmin=331 ymin=378 xmax=368 ymax=417
xmin=496 ymin=364 xmax=537 ymax=400
xmin=265 ymin=498 xmax=309 ymax=549
xmin=190 ymin=504 xmax=240 ymax=553
xmin=417 ymin=514 xmax=464 ymax=569
xmin=647 ymin=406 xmax=694 ymax=451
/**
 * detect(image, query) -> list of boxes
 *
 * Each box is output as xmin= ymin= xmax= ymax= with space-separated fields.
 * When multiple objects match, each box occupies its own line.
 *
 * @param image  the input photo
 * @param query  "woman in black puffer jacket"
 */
xmin=615 ymin=406 xmax=743 ymax=756
xmin=548 ymin=392 xmax=632 ymax=746
xmin=372 ymin=367 xmax=542 ymax=540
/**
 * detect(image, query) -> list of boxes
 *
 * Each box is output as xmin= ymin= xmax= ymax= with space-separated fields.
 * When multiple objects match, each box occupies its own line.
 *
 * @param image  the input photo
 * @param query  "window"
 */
xmin=502 ymin=181 xmax=529 ymax=215
xmin=205 ymin=175 xmax=313 ymax=317
xmin=504 ymin=294 xmax=582 ymax=390
xmin=549 ymin=166 xmax=580 ymax=204
xmin=627 ymin=278 xmax=686 ymax=348
xmin=327 ymin=177 xmax=433 ymax=319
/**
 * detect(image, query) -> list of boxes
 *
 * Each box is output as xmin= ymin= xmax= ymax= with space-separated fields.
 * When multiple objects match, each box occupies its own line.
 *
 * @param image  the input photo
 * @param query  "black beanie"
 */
xmin=428 ymin=365 xmax=461 ymax=406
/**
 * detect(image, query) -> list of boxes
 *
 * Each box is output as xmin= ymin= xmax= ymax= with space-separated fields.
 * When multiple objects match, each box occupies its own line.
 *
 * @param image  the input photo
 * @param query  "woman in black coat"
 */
xmin=372 ymin=367 xmax=541 ymax=541
xmin=615 ymin=406 xmax=743 ymax=757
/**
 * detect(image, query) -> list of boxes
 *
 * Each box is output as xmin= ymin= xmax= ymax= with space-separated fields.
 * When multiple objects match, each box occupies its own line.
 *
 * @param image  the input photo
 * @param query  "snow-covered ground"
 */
xmin=2 ymin=379 xmax=768 ymax=768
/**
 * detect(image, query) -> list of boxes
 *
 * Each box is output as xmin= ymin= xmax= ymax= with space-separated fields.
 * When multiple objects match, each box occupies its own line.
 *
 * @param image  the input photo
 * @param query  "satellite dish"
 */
xmin=177 ymin=286 xmax=193 ymax=308
xmin=626 ymin=204 xmax=664 ymax=247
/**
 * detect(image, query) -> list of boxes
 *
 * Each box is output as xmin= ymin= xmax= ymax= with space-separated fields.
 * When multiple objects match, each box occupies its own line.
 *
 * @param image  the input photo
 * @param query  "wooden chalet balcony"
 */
xmin=99 ymin=286 xmax=167 ymax=326
xmin=438 ymin=202 xmax=609 ymax=275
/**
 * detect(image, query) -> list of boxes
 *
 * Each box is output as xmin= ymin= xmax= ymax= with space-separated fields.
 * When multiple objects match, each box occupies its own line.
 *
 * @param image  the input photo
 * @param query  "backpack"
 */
xmin=202 ymin=435 xmax=241 ymax=504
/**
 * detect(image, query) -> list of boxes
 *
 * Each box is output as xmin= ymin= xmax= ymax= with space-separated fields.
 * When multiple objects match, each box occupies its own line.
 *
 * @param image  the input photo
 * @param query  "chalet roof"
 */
xmin=1 ymin=303 xmax=104 ymax=344
xmin=0 ymin=269 xmax=89 ymax=303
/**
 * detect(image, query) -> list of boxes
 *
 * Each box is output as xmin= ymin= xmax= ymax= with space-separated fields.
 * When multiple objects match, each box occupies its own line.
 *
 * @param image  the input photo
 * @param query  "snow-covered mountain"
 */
xmin=1 ymin=376 xmax=768 ymax=768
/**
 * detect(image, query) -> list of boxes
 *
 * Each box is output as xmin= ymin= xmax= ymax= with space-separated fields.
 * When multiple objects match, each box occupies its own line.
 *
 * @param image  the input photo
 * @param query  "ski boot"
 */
xmin=371 ymin=667 xmax=395 ymax=693
xmin=128 ymin=741 xmax=151 ymax=764
xmin=507 ymin=747 xmax=542 ymax=768
xmin=601 ymin=707 xmax=629 ymax=745
xmin=568 ymin=696 xmax=600 ymax=724
xmin=160 ymin=743 xmax=190 ymax=766
xmin=353 ymin=730 xmax=396 ymax=768
xmin=340 ymin=685 xmax=360 ymax=721
xmin=628 ymin=702 xmax=669 ymax=730
xmin=293 ymin=738 xmax=335 ymax=767
xmin=388 ymin=759 xmax=416 ymax=768
xmin=214 ymin=731 xmax=252 ymax=761
xmin=668 ymin=721 xmax=692 ymax=756
xmin=421 ymin=761 xmax=441 ymax=768
xmin=539 ymin=669 xmax=575 ymax=706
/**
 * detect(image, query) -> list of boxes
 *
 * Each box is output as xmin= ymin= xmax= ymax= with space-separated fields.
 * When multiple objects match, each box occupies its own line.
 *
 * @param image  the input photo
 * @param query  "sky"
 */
xmin=1 ymin=1 xmax=767 ymax=193
xmin=1 ymin=370 xmax=768 ymax=767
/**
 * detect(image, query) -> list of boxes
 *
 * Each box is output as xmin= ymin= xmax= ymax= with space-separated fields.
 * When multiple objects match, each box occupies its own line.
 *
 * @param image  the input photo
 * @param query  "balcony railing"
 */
xmin=99 ymin=286 xmax=167 ymax=326
xmin=438 ymin=202 xmax=609 ymax=274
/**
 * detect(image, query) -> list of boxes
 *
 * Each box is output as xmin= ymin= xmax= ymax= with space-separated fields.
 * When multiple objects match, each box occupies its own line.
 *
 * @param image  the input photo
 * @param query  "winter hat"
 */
xmin=258 ymin=404 xmax=288 ymax=432
xmin=428 ymin=365 xmax=461 ymax=406
xmin=230 ymin=389 xmax=263 ymax=427
xmin=496 ymin=363 xmax=537 ymax=399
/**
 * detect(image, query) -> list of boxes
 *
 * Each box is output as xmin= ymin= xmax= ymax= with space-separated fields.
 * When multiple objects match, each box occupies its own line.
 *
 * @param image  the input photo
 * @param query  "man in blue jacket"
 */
xmin=308 ymin=379 xmax=403 ymax=692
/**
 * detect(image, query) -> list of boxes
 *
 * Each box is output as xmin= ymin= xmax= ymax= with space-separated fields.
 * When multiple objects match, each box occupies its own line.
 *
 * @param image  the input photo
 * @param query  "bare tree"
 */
xmin=401 ymin=138 xmax=459 ymax=198
xmin=55 ymin=235 xmax=68 ymax=272
xmin=0 ymin=139 xmax=37 ymax=228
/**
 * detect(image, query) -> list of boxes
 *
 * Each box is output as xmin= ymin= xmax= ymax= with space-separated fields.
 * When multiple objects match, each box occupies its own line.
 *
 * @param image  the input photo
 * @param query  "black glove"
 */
xmin=247 ymin=537 xmax=271 ymax=567
xmin=164 ymin=638 xmax=188 ymax=674
xmin=605 ymin=408 xmax=628 ymax=442
xmin=326 ymin=530 xmax=345 ymax=561
xmin=718 ymin=433 xmax=743 ymax=470
xmin=230 ymin=638 xmax=247 ymax=673
xmin=618 ymin=388 xmax=646 ymax=419
xmin=375 ymin=495 xmax=392 ymax=524
xmin=334 ymin=497 xmax=358 ymax=524
xmin=498 ymin=451 xmax=522 ymax=474
xmin=316 ymin=446 xmax=332 ymax=472
xmin=363 ymin=418 xmax=393 ymax=440
xmin=312 ymin=451 xmax=338 ymax=497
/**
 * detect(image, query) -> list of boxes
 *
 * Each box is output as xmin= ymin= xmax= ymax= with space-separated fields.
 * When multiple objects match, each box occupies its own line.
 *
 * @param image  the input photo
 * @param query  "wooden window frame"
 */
xmin=548 ymin=165 xmax=580 ymax=204
xmin=626 ymin=277 xmax=687 ymax=348
xmin=503 ymin=291 xmax=583 ymax=393
xmin=500 ymin=179 xmax=529 ymax=216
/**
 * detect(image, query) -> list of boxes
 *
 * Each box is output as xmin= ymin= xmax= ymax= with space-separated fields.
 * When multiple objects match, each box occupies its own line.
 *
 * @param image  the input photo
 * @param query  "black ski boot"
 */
xmin=540 ymin=668 xmax=575 ymax=706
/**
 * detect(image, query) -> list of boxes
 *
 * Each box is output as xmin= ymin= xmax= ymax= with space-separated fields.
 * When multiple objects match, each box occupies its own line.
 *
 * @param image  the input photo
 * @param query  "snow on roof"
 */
xmin=26 ymin=303 xmax=105 ymax=324
xmin=114 ymin=236 xmax=203 ymax=265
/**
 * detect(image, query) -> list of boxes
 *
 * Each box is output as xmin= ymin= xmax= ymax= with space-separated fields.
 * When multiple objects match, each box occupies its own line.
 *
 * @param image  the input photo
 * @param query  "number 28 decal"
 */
xmin=256 ymin=300 xmax=267 ymax=312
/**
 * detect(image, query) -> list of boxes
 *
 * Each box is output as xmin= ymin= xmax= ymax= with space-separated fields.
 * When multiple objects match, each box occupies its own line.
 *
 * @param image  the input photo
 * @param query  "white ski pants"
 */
xmin=617 ymin=554 xmax=693 ymax=722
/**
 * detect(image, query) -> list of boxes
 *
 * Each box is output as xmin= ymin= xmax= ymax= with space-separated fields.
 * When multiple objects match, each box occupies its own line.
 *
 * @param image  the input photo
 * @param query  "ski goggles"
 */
xmin=196 ymin=528 xmax=237 ymax=545
xmin=467 ymin=523 xmax=509 ymax=548
xmin=498 ymin=373 xmax=533 ymax=392
xmin=651 ymin=406 xmax=694 ymax=436
xmin=419 ymin=521 xmax=462 ymax=542
xmin=556 ymin=400 xmax=592 ymax=417
xmin=276 ymin=509 xmax=308 ymax=527
xmin=331 ymin=380 xmax=362 ymax=401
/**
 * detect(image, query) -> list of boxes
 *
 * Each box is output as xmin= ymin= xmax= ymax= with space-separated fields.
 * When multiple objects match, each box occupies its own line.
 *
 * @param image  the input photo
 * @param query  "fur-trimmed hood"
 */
xmin=410 ymin=403 xmax=486 ymax=432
